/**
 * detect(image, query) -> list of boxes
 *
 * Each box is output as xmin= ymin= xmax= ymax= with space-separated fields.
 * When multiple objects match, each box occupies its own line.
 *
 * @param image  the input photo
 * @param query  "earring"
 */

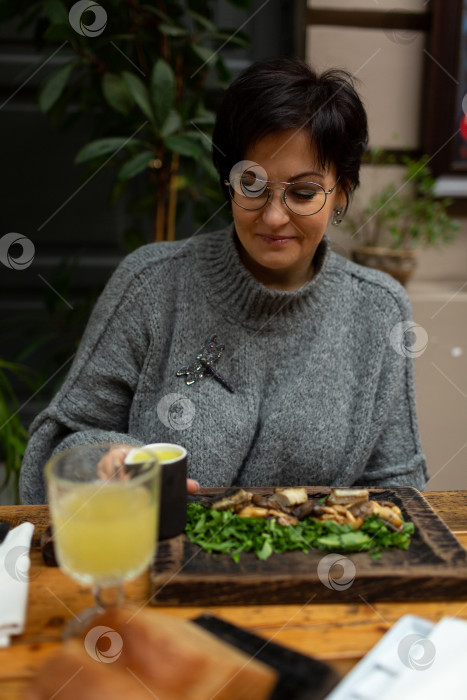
xmin=332 ymin=208 xmax=343 ymax=226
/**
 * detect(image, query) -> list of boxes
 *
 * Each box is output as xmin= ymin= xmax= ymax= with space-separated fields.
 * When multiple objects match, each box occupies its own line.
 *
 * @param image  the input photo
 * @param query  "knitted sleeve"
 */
xmin=354 ymin=285 xmax=429 ymax=490
xmin=19 ymin=252 xmax=156 ymax=504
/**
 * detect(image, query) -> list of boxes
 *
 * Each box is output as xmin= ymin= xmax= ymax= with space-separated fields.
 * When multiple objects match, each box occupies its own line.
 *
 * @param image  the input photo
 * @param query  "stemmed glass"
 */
xmin=45 ymin=443 xmax=161 ymax=635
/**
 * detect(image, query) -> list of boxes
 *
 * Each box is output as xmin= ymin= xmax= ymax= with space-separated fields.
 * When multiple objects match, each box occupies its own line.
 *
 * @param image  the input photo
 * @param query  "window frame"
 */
xmin=424 ymin=0 xmax=467 ymax=175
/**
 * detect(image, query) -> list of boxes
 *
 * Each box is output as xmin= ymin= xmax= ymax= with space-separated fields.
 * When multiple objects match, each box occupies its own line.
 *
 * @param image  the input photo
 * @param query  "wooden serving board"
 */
xmin=150 ymin=487 xmax=467 ymax=605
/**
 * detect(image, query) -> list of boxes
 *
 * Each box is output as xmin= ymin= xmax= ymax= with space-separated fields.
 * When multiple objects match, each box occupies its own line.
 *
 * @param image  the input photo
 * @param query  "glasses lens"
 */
xmin=230 ymin=173 xmax=268 ymax=210
xmin=285 ymin=182 xmax=326 ymax=215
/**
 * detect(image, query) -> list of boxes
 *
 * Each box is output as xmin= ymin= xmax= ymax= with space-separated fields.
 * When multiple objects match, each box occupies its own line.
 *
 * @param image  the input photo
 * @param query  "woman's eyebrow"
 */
xmin=287 ymin=170 xmax=325 ymax=181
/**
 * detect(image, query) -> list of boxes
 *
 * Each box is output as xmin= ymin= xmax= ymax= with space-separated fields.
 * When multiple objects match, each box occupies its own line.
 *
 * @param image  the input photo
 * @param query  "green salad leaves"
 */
xmin=185 ymin=502 xmax=414 ymax=562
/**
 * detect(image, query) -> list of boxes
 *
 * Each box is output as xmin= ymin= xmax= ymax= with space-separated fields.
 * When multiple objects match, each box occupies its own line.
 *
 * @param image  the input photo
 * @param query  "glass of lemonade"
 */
xmin=45 ymin=443 xmax=160 ymax=632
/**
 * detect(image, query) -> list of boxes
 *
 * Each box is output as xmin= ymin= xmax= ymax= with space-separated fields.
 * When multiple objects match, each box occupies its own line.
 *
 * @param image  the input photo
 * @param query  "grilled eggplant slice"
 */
xmin=292 ymin=499 xmax=317 ymax=520
xmin=210 ymin=488 xmax=253 ymax=512
xmin=270 ymin=487 xmax=308 ymax=509
xmin=252 ymin=494 xmax=274 ymax=509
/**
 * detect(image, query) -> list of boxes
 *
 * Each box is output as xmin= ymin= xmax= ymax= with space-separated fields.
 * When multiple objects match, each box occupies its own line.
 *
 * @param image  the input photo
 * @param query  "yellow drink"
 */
xmin=51 ymin=484 xmax=158 ymax=586
xmin=129 ymin=447 xmax=181 ymax=463
xmin=154 ymin=448 xmax=181 ymax=461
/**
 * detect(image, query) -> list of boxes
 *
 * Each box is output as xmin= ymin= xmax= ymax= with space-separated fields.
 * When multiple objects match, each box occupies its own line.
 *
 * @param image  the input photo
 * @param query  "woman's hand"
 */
xmin=97 ymin=445 xmax=200 ymax=494
xmin=97 ymin=445 xmax=131 ymax=481
xmin=186 ymin=478 xmax=200 ymax=494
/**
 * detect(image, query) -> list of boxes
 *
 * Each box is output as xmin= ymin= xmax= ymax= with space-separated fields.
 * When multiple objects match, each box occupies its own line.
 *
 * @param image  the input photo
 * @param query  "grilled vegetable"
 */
xmin=206 ymin=487 xmax=407 ymax=537
xmin=270 ymin=487 xmax=308 ymax=509
xmin=349 ymin=501 xmax=374 ymax=519
xmin=327 ymin=488 xmax=369 ymax=506
xmin=292 ymin=499 xmax=317 ymax=520
xmin=210 ymin=487 xmax=252 ymax=513
xmin=237 ymin=506 xmax=271 ymax=519
xmin=237 ymin=506 xmax=298 ymax=526
xmin=252 ymin=494 xmax=274 ymax=509
xmin=370 ymin=502 xmax=403 ymax=532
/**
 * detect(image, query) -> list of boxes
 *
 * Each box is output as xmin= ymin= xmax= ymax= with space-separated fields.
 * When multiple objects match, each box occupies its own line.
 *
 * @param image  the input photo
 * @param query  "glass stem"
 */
xmin=93 ymin=583 xmax=124 ymax=610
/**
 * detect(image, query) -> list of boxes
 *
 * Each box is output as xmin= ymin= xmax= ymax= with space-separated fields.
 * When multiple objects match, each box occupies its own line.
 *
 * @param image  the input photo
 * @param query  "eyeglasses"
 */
xmin=224 ymin=173 xmax=340 ymax=216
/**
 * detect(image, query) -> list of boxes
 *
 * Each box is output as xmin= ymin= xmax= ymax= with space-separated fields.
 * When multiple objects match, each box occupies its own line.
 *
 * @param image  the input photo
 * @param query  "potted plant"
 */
xmin=346 ymin=154 xmax=460 ymax=285
xmin=0 ymin=360 xmax=33 ymax=504
xmin=1 ymin=0 xmax=250 ymax=244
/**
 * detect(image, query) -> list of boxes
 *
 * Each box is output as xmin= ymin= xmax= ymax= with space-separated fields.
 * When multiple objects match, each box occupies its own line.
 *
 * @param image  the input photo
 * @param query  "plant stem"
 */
xmin=167 ymin=153 xmax=179 ymax=241
xmin=155 ymin=198 xmax=166 ymax=242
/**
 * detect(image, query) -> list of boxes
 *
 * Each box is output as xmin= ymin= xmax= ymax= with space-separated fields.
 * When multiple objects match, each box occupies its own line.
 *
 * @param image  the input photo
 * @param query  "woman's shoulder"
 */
xmin=114 ymin=229 xmax=225 ymax=281
xmin=118 ymin=235 xmax=201 ymax=272
xmin=327 ymin=249 xmax=412 ymax=319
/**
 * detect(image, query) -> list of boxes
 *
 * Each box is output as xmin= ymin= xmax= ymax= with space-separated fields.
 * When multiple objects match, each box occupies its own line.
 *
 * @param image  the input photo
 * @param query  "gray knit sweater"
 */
xmin=19 ymin=226 xmax=428 ymax=504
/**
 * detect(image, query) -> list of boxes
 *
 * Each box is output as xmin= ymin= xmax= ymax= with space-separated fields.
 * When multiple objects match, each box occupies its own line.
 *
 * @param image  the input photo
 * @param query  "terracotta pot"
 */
xmin=351 ymin=246 xmax=418 ymax=286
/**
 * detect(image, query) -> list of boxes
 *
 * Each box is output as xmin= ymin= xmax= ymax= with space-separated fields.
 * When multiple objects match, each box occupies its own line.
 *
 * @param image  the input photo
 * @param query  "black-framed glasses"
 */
xmin=224 ymin=174 xmax=340 ymax=216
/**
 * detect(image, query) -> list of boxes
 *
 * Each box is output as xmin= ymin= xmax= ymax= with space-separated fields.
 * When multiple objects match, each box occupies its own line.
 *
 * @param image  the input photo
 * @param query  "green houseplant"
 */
xmin=346 ymin=154 xmax=460 ymax=285
xmin=0 ymin=1 xmax=251 ymax=500
xmin=0 ymin=360 xmax=34 ymax=502
xmin=1 ymin=0 xmax=251 ymax=243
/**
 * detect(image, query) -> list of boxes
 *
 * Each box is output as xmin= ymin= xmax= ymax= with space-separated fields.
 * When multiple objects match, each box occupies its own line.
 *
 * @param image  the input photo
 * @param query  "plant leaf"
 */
xmin=191 ymin=44 xmax=215 ymax=68
xmin=43 ymin=0 xmax=68 ymax=24
xmin=43 ymin=22 xmax=76 ymax=41
xmin=211 ymin=29 xmax=249 ymax=47
xmin=39 ymin=62 xmax=74 ymax=113
xmin=158 ymin=23 xmax=189 ymax=37
xmin=161 ymin=109 xmax=182 ymax=137
xmin=191 ymin=108 xmax=216 ymax=126
xmin=151 ymin=59 xmax=175 ymax=128
xmin=117 ymin=150 xmax=154 ymax=181
xmin=141 ymin=5 xmax=170 ymax=22
xmin=75 ymin=137 xmax=138 ymax=163
xmin=164 ymin=134 xmax=202 ymax=158
xmin=122 ymin=71 xmax=154 ymax=122
xmin=102 ymin=73 xmax=133 ymax=115
xmin=187 ymin=9 xmax=217 ymax=32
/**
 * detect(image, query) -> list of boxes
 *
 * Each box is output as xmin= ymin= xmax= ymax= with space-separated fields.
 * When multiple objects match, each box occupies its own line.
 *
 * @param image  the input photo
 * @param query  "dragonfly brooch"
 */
xmin=177 ymin=333 xmax=235 ymax=393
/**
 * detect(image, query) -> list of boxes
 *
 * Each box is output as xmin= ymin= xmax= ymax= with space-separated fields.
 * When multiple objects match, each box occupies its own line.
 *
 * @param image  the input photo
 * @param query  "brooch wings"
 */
xmin=177 ymin=333 xmax=235 ymax=393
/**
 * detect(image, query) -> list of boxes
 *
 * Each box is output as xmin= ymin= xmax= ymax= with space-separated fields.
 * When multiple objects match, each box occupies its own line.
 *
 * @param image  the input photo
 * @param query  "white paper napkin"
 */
xmin=379 ymin=617 xmax=467 ymax=700
xmin=326 ymin=614 xmax=467 ymax=700
xmin=0 ymin=522 xmax=34 ymax=647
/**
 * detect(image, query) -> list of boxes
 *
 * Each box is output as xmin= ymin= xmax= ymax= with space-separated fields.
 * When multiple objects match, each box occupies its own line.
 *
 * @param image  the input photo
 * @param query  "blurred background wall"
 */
xmin=306 ymin=0 xmax=467 ymax=489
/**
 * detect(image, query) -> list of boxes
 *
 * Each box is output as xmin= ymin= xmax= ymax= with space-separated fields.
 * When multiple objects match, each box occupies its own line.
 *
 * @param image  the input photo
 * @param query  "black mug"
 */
xmin=126 ymin=443 xmax=187 ymax=540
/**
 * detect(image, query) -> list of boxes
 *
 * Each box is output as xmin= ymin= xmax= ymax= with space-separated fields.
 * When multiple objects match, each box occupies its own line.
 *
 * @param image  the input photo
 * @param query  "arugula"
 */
xmin=185 ymin=503 xmax=414 ymax=562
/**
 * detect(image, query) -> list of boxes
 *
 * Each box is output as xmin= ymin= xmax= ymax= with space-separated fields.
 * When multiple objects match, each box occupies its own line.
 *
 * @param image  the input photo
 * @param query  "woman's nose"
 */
xmin=260 ymin=189 xmax=290 ymax=226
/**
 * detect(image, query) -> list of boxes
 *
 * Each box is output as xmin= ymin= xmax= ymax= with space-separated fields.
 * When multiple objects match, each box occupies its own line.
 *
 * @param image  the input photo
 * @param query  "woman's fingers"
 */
xmin=186 ymin=478 xmax=200 ymax=494
xmin=97 ymin=446 xmax=132 ymax=481
xmin=97 ymin=448 xmax=199 ymax=492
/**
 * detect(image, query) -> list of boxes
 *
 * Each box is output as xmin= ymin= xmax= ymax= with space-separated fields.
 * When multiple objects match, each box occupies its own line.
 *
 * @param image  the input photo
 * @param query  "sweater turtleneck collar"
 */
xmin=195 ymin=224 xmax=333 ymax=326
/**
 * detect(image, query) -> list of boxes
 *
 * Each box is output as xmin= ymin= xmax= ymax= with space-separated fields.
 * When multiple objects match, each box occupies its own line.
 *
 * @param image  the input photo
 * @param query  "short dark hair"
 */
xmin=212 ymin=56 xmax=368 ymax=211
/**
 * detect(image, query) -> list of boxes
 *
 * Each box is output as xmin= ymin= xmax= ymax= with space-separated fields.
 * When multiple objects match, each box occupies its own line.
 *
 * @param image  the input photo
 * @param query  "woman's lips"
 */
xmin=257 ymin=234 xmax=296 ymax=246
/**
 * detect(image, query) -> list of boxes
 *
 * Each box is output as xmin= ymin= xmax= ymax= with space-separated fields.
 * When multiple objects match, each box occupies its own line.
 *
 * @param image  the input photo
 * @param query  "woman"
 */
xmin=19 ymin=57 xmax=428 ymax=504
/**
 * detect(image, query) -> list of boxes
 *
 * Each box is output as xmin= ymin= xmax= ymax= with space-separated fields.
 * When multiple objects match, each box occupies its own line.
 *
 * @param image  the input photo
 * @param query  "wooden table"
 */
xmin=1 ymin=491 xmax=467 ymax=699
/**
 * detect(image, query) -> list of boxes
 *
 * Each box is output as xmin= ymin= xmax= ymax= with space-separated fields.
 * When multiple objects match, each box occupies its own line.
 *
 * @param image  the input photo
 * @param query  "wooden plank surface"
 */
xmin=0 ymin=505 xmax=49 ymax=546
xmin=1 ymin=492 xmax=466 ymax=700
xmin=150 ymin=487 xmax=467 ymax=605
xmin=423 ymin=490 xmax=467 ymax=530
